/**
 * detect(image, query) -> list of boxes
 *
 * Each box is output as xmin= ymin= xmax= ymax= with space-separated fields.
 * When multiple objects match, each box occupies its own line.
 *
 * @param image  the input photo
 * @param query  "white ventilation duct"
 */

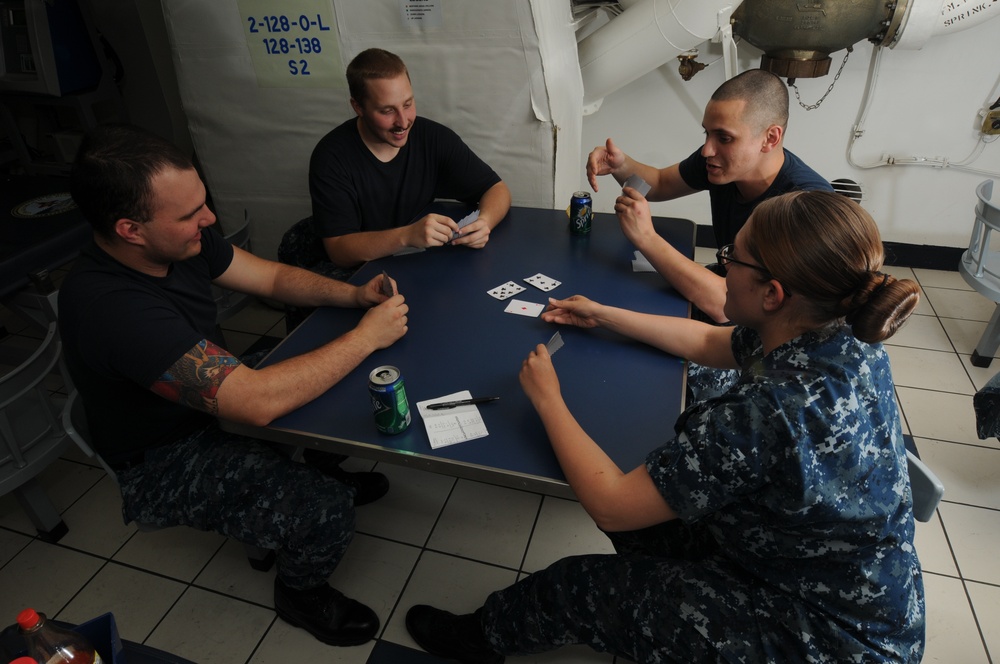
xmin=892 ymin=0 xmax=1000 ymax=50
xmin=578 ymin=0 xmax=1000 ymax=113
xmin=577 ymin=0 xmax=741 ymax=114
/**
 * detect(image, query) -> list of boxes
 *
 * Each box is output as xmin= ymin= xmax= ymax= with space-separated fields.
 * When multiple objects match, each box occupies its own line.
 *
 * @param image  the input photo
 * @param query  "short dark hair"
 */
xmin=712 ymin=69 xmax=789 ymax=134
xmin=346 ymin=48 xmax=409 ymax=107
xmin=71 ymin=124 xmax=193 ymax=240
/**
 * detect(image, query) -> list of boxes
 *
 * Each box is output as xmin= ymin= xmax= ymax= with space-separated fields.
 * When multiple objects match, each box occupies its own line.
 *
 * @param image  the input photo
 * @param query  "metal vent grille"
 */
xmin=831 ymin=178 xmax=863 ymax=202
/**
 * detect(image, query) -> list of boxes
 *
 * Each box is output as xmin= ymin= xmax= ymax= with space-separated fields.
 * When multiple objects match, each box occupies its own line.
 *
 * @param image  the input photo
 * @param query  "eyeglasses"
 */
xmin=716 ymin=244 xmax=792 ymax=295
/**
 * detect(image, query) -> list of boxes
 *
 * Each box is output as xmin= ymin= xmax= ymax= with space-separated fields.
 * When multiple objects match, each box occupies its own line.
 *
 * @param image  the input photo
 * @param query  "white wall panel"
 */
xmin=160 ymin=0 xmax=568 ymax=258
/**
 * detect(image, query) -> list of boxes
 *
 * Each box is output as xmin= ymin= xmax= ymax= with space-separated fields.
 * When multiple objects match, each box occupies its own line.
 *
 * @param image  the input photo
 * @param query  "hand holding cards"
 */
xmin=380 ymin=270 xmax=394 ymax=296
xmin=451 ymin=209 xmax=480 ymax=241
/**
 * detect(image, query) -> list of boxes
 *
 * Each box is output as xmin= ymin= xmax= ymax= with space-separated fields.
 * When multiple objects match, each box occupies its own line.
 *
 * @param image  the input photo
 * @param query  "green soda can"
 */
xmin=369 ymin=365 xmax=411 ymax=434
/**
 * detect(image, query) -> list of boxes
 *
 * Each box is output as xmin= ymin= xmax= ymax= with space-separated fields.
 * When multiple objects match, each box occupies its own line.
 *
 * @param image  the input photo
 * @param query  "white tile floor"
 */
xmin=1 ymin=257 xmax=998 ymax=663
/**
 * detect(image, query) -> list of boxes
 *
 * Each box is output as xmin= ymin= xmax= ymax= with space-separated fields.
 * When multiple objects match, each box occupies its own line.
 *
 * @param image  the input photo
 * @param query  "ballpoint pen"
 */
xmin=426 ymin=396 xmax=500 ymax=410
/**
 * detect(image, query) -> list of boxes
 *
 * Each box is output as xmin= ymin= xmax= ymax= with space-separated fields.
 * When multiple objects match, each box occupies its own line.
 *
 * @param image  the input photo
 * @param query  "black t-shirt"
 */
xmin=58 ymin=227 xmax=234 ymax=463
xmin=309 ymin=116 xmax=501 ymax=238
xmin=678 ymin=147 xmax=833 ymax=248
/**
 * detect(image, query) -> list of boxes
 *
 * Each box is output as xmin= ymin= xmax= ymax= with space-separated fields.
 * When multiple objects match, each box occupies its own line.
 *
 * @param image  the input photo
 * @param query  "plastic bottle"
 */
xmin=14 ymin=609 xmax=103 ymax=664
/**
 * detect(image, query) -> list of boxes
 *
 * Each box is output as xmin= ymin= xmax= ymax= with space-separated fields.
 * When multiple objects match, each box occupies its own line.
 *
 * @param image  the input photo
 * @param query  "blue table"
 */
xmin=224 ymin=206 xmax=693 ymax=498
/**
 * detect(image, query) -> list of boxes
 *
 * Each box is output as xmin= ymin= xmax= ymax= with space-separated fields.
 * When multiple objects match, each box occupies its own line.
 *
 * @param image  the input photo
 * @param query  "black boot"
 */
xmin=302 ymin=448 xmax=389 ymax=505
xmin=273 ymin=577 xmax=379 ymax=646
xmin=405 ymin=605 xmax=504 ymax=664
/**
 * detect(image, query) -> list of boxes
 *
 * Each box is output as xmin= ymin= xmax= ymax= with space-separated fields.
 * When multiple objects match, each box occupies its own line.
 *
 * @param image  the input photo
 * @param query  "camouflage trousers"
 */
xmin=481 ymin=520 xmax=767 ymax=663
xmin=115 ymin=423 xmax=355 ymax=590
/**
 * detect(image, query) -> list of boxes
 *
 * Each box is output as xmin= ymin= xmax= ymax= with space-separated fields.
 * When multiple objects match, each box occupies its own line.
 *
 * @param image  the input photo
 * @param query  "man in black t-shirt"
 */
xmin=586 ymin=69 xmax=831 ymax=324
xmin=309 ymin=48 xmax=511 ymax=268
xmin=59 ymin=124 xmax=409 ymax=648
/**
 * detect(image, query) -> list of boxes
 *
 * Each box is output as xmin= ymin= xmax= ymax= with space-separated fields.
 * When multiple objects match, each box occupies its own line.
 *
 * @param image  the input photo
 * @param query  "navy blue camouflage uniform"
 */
xmin=481 ymin=323 xmax=925 ymax=662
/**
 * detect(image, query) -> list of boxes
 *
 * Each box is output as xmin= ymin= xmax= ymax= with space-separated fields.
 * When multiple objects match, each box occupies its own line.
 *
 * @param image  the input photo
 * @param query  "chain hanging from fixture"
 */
xmin=788 ymin=47 xmax=853 ymax=111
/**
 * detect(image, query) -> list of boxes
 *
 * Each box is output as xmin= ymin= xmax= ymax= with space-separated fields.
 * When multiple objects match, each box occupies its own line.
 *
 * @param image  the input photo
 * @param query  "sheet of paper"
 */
xmin=416 ymin=390 xmax=490 ymax=449
xmin=632 ymin=250 xmax=655 ymax=272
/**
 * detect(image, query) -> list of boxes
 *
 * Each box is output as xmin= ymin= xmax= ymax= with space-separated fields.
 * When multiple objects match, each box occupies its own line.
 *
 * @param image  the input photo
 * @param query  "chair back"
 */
xmin=0 ymin=323 xmax=70 ymax=495
xmin=907 ymin=450 xmax=944 ymax=523
xmin=959 ymin=179 xmax=1000 ymax=301
xmin=277 ymin=216 xmax=327 ymax=269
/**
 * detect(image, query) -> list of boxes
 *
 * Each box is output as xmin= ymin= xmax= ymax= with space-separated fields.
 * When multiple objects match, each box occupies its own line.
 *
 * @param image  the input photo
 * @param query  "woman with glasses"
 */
xmin=405 ymin=190 xmax=925 ymax=663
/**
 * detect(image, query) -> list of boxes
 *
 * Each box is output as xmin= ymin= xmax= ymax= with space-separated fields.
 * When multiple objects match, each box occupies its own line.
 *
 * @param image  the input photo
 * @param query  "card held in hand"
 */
xmin=380 ymin=270 xmax=394 ymax=296
xmin=623 ymin=173 xmax=652 ymax=197
xmin=452 ymin=209 xmax=480 ymax=240
xmin=545 ymin=331 xmax=564 ymax=356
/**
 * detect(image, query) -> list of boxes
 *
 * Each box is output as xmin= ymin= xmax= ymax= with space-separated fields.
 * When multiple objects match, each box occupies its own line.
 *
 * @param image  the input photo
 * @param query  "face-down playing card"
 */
xmin=545 ymin=331 xmax=564 ymax=355
xmin=524 ymin=273 xmax=561 ymax=292
xmin=623 ymin=173 xmax=652 ymax=197
xmin=380 ymin=271 xmax=394 ymax=296
xmin=451 ymin=209 xmax=480 ymax=240
xmin=488 ymin=281 xmax=526 ymax=300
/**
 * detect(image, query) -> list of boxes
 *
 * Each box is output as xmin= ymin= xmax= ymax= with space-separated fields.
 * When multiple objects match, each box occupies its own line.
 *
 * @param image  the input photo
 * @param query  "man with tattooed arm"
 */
xmin=58 ymin=124 xmax=407 ymax=648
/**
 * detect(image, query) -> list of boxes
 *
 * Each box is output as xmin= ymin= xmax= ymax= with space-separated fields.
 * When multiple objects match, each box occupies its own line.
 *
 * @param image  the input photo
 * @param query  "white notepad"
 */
xmin=415 ymin=390 xmax=490 ymax=449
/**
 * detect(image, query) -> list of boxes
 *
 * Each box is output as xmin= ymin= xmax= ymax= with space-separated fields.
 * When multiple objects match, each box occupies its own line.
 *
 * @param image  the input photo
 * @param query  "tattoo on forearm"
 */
xmin=151 ymin=339 xmax=241 ymax=415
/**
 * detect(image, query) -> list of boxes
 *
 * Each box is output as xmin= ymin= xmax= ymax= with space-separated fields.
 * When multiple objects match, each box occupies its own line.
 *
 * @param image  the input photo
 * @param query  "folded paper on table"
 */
xmin=631 ymin=250 xmax=655 ymax=272
xmin=416 ymin=390 xmax=490 ymax=449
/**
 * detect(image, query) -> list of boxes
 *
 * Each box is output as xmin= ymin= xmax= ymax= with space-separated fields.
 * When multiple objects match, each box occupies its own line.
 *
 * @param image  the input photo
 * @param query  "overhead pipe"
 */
xmin=732 ymin=0 xmax=1000 ymax=78
xmin=577 ymin=0 xmax=1000 ymax=114
xmin=577 ymin=0 xmax=741 ymax=114
xmin=892 ymin=0 xmax=1000 ymax=50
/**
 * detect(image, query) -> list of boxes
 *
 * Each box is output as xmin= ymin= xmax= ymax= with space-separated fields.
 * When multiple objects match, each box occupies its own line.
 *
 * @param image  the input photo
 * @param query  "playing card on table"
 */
xmin=504 ymin=299 xmax=545 ymax=317
xmin=623 ymin=173 xmax=652 ymax=197
xmin=380 ymin=270 xmax=394 ymax=296
xmin=451 ymin=209 xmax=480 ymax=240
xmin=524 ymin=273 xmax=561 ymax=292
xmin=545 ymin=331 xmax=564 ymax=355
xmin=488 ymin=281 xmax=526 ymax=300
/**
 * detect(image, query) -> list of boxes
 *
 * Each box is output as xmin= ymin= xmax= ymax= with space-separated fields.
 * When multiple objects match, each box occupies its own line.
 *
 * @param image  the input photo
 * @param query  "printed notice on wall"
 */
xmin=238 ymin=0 xmax=344 ymax=88
xmin=400 ymin=0 xmax=443 ymax=28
